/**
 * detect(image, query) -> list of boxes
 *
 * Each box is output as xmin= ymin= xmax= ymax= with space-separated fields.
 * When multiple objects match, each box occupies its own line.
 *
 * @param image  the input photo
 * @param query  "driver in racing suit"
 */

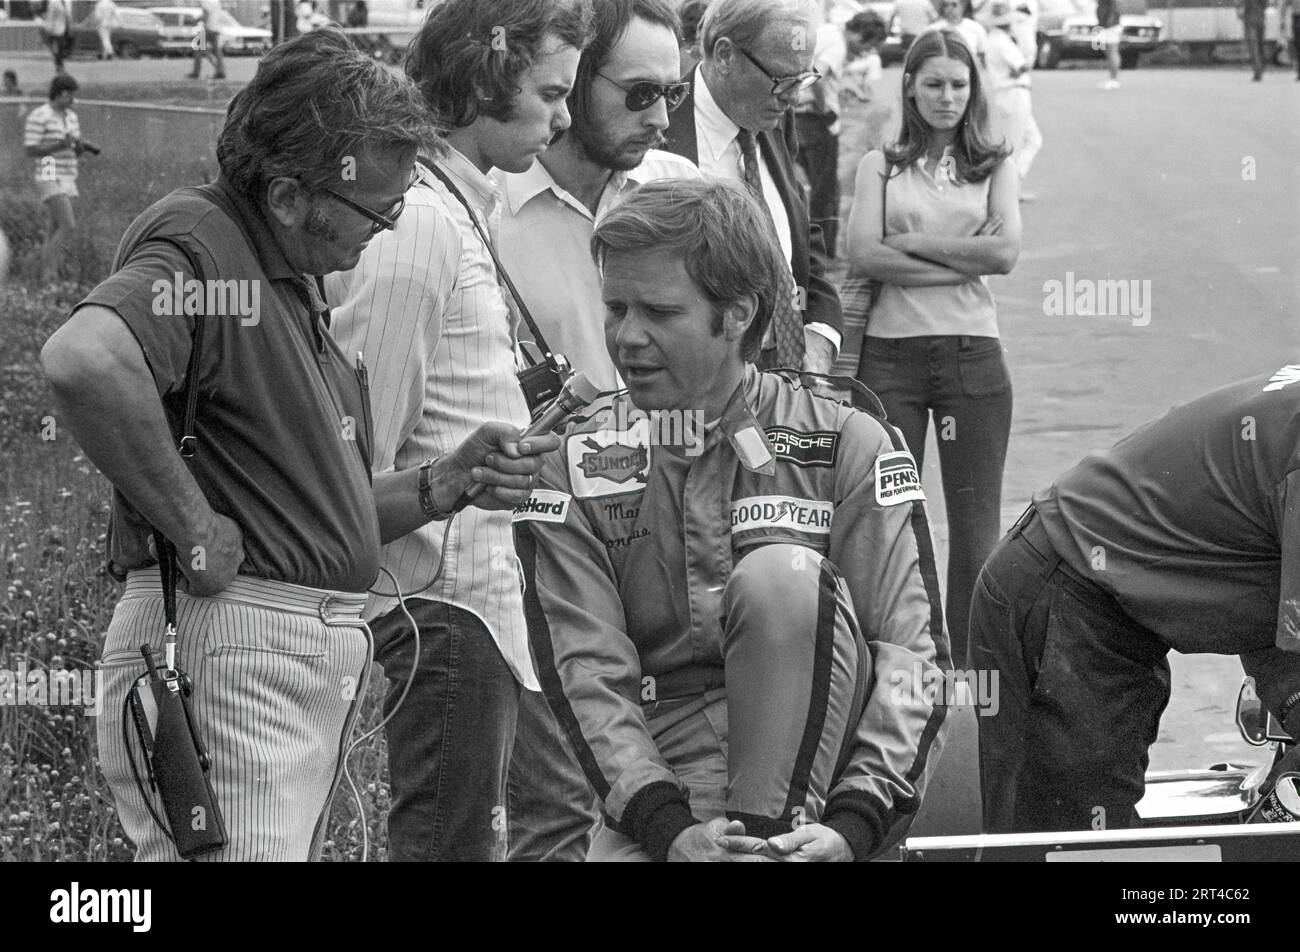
xmin=514 ymin=178 xmax=951 ymax=862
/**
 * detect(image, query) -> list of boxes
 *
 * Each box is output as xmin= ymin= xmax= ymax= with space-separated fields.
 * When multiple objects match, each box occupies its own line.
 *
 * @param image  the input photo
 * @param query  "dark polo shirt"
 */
xmin=78 ymin=176 xmax=381 ymax=593
xmin=1034 ymin=370 xmax=1300 ymax=657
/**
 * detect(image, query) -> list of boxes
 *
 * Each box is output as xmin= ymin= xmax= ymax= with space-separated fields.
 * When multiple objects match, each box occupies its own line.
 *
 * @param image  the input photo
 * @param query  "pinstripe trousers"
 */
xmin=96 ymin=573 xmax=372 ymax=862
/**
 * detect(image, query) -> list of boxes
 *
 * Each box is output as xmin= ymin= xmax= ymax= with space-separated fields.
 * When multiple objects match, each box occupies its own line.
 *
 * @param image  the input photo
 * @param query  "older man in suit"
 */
xmin=662 ymin=0 xmax=843 ymax=374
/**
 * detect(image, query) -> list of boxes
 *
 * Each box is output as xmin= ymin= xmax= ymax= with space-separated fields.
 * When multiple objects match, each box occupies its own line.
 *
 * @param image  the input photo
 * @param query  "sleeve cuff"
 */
xmin=823 ymin=811 xmax=877 ymax=862
xmin=624 ymin=780 xmax=699 ymax=863
xmin=824 ymin=790 xmax=892 ymax=862
xmin=805 ymin=322 xmax=842 ymax=354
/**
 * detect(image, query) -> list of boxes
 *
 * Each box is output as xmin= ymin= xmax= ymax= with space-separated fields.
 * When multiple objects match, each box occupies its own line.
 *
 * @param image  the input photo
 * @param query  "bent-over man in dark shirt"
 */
xmin=973 ymin=367 xmax=1300 ymax=833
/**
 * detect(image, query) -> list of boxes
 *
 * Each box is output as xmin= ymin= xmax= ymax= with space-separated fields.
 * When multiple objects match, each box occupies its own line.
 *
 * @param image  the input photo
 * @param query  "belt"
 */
xmin=122 ymin=570 xmax=368 ymax=622
xmin=1008 ymin=505 xmax=1139 ymax=627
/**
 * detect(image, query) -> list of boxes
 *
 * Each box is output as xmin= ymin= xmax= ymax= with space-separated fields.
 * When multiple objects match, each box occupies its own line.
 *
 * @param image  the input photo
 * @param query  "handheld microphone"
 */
xmin=449 ymin=372 xmax=600 ymax=513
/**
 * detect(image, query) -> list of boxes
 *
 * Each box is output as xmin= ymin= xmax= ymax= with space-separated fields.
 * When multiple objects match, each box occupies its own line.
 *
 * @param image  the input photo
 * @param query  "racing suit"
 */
xmin=515 ymin=367 xmax=951 ymax=861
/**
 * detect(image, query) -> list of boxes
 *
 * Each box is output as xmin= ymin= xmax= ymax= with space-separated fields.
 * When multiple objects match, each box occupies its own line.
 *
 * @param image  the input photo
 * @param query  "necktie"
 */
xmin=735 ymin=129 xmax=804 ymax=370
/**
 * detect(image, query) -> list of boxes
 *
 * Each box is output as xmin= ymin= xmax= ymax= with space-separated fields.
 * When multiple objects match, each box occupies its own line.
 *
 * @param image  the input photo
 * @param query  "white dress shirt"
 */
xmin=326 ymin=147 xmax=536 ymax=689
xmin=693 ymin=67 xmax=839 ymax=352
xmin=497 ymin=150 xmax=701 ymax=393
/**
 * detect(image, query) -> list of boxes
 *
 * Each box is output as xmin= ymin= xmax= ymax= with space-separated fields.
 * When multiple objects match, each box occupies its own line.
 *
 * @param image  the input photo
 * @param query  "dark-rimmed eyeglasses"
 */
xmin=597 ymin=72 xmax=690 ymax=112
xmin=319 ymin=185 xmax=408 ymax=235
xmin=736 ymin=47 xmax=821 ymax=96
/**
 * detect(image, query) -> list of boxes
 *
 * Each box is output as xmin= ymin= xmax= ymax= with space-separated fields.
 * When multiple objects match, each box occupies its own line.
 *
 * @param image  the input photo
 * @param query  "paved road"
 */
xmin=841 ymin=65 xmax=1298 ymax=776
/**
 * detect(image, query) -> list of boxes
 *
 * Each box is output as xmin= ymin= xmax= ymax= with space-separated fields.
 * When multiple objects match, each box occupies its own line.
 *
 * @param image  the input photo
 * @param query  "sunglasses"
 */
xmin=737 ymin=47 xmax=821 ymax=97
xmin=597 ymin=72 xmax=690 ymax=112
xmin=318 ymin=178 xmax=414 ymax=235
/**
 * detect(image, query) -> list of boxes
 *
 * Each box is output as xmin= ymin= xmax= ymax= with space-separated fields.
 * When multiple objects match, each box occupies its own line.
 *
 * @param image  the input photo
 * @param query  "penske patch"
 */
xmin=875 ymin=451 xmax=925 ymax=506
xmin=765 ymin=427 xmax=839 ymax=468
xmin=568 ymin=429 xmax=650 ymax=499
xmin=730 ymin=495 xmax=833 ymax=535
xmin=512 ymin=490 xmax=571 ymax=524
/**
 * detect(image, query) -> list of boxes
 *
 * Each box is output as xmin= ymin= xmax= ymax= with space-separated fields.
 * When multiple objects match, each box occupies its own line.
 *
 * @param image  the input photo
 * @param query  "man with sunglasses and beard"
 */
xmin=497 ymin=0 xmax=698 ymax=862
xmin=663 ymin=0 xmax=843 ymax=375
xmin=500 ymin=0 xmax=698 ymax=394
xmin=324 ymin=0 xmax=594 ymax=862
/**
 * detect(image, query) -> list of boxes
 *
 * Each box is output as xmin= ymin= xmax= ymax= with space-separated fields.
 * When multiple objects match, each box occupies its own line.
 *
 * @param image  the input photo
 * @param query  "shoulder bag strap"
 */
xmin=424 ymin=160 xmax=556 ymax=367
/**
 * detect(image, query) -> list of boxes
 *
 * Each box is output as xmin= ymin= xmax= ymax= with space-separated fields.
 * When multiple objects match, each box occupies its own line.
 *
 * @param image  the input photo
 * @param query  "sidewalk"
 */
xmin=0 ymin=48 xmax=259 ymax=102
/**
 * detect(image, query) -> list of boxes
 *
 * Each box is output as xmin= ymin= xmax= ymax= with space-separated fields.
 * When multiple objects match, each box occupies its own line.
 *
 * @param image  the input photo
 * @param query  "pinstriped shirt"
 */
xmin=326 ymin=148 xmax=535 ymax=688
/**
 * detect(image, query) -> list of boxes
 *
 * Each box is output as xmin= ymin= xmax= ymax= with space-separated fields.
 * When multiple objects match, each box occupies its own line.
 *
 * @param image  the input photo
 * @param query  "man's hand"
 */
xmin=668 ymin=818 xmax=775 ymax=862
xmin=802 ymin=330 xmax=836 ymax=375
xmin=758 ymin=823 xmax=855 ymax=862
xmin=436 ymin=422 xmax=561 ymax=512
xmin=174 ymin=512 xmax=245 ymax=596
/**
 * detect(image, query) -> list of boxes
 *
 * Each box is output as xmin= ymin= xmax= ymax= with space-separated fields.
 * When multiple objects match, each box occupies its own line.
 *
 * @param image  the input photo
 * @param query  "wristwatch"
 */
xmin=417 ymin=458 xmax=453 ymax=522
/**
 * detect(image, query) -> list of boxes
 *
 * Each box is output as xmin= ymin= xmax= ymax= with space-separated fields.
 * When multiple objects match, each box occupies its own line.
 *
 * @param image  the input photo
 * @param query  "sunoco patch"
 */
xmin=765 ymin=427 xmax=839 ymax=468
xmin=875 ymin=451 xmax=924 ymax=506
xmin=513 ymin=490 xmax=571 ymax=524
xmin=567 ymin=429 xmax=650 ymax=499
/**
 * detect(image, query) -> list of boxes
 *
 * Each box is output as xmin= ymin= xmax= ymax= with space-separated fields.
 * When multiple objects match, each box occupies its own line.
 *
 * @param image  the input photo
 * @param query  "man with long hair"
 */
xmin=325 ymin=0 xmax=593 ymax=862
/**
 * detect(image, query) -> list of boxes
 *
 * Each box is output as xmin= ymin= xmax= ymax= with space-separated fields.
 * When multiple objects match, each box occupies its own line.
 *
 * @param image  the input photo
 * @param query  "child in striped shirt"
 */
xmin=23 ymin=74 xmax=99 ymax=283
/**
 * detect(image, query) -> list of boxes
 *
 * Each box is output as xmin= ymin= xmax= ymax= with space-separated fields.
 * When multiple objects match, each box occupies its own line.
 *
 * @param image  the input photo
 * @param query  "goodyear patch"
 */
xmin=568 ymin=429 xmax=650 ymax=499
xmin=730 ymin=495 xmax=833 ymax=535
xmin=875 ymin=451 xmax=924 ymax=506
xmin=512 ymin=489 xmax=571 ymax=524
xmin=765 ymin=427 xmax=839 ymax=468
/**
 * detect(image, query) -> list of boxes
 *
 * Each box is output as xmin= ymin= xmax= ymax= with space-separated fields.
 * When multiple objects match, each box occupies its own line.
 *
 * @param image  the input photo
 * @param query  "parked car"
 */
xmin=1014 ymin=0 xmax=1164 ymax=69
xmin=69 ymin=8 xmax=167 ymax=59
xmin=1158 ymin=0 xmax=1288 ymax=64
xmin=146 ymin=6 xmax=273 ymax=56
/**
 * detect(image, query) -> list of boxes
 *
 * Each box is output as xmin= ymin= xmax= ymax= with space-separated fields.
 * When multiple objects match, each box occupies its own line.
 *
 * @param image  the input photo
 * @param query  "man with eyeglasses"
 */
xmin=41 ymin=30 xmax=554 ymax=862
xmin=324 ymin=0 xmax=594 ymax=862
xmin=662 ymin=0 xmax=843 ymax=375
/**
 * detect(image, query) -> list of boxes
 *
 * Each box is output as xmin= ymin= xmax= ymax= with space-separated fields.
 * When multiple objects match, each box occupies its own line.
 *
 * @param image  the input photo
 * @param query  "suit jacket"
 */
xmin=662 ymin=69 xmax=843 ymax=340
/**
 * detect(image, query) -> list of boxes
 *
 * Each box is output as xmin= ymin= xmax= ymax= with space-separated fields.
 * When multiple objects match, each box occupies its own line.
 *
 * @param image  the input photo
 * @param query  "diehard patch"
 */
xmin=875 ymin=451 xmax=925 ymax=506
xmin=765 ymin=427 xmax=839 ymax=468
xmin=730 ymin=495 xmax=833 ymax=535
xmin=512 ymin=490 xmax=571 ymax=524
xmin=568 ymin=429 xmax=650 ymax=499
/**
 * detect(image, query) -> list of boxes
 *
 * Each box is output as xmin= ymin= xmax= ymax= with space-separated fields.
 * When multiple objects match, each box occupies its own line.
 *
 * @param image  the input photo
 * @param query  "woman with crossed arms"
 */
xmin=844 ymin=29 xmax=1021 ymax=664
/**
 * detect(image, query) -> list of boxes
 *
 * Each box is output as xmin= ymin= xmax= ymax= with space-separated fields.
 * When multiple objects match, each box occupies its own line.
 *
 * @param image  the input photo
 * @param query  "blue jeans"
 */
xmin=858 ymin=335 xmax=1013 ymax=664
xmin=370 ymin=600 xmax=518 ymax=862
xmin=971 ymin=509 xmax=1171 ymax=833
xmin=507 ymin=687 xmax=599 ymax=862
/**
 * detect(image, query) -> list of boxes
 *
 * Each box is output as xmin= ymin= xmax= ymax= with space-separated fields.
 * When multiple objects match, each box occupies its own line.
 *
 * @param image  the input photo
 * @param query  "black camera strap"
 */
xmin=142 ymin=236 xmax=208 ymax=645
xmin=423 ymin=160 xmax=558 ymax=369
